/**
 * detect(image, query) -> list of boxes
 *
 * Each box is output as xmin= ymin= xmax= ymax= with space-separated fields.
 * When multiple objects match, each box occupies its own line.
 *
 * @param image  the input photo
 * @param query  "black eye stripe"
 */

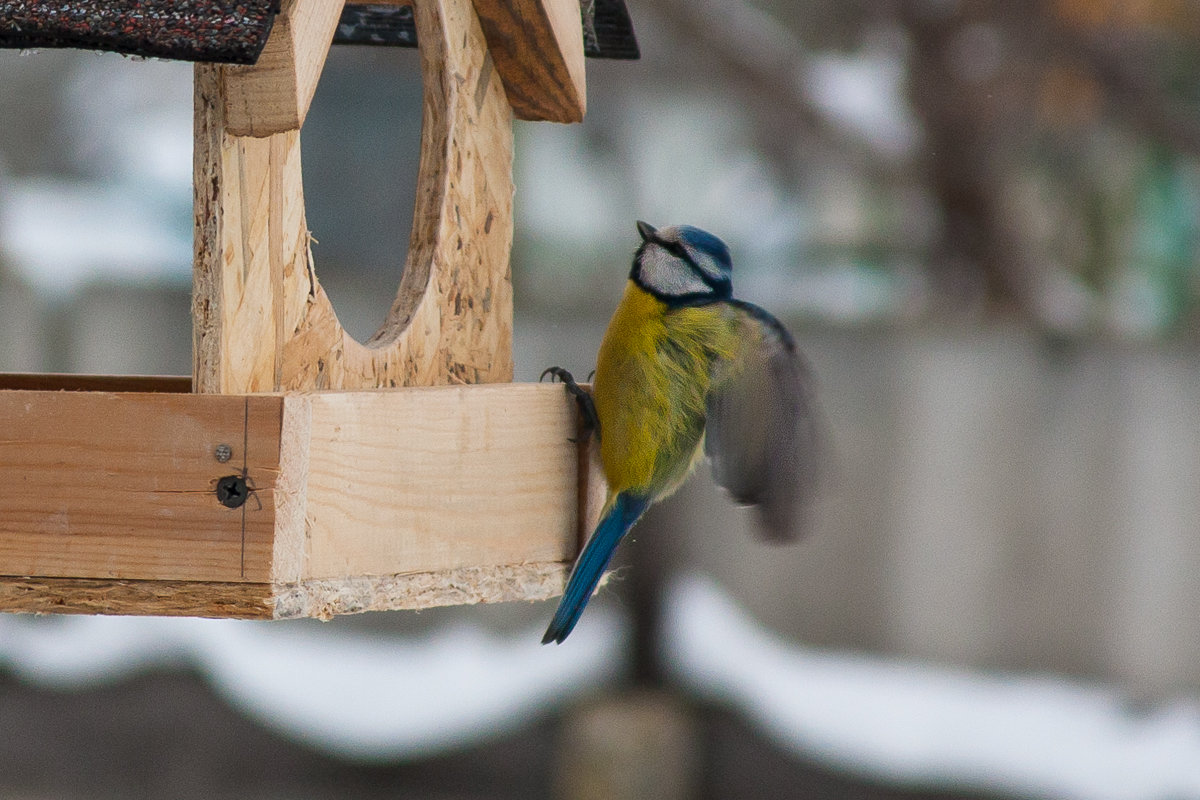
xmin=660 ymin=240 xmax=715 ymax=284
xmin=660 ymin=240 xmax=688 ymax=259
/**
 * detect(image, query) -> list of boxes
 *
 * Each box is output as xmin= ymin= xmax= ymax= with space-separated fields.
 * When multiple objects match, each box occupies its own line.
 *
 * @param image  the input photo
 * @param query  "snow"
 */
xmin=664 ymin=575 xmax=1200 ymax=800
xmin=0 ymin=610 xmax=627 ymax=761
xmin=2 ymin=578 xmax=1200 ymax=797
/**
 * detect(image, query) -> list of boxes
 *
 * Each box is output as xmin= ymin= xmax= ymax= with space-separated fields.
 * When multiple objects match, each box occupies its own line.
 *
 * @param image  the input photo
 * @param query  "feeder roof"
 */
xmin=0 ymin=1 xmax=639 ymax=64
xmin=0 ymin=0 xmax=279 ymax=64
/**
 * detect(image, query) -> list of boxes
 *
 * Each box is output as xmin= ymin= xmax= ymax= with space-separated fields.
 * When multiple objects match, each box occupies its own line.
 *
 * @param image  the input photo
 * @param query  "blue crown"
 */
xmin=676 ymin=226 xmax=732 ymax=273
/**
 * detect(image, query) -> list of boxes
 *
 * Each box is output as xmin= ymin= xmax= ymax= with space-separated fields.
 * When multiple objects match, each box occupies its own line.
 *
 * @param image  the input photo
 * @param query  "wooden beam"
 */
xmin=472 ymin=0 xmax=587 ymax=122
xmin=0 ymin=383 xmax=604 ymax=618
xmin=194 ymin=0 xmax=514 ymax=393
xmin=222 ymin=0 xmax=346 ymax=136
xmin=330 ymin=0 xmax=590 ymax=122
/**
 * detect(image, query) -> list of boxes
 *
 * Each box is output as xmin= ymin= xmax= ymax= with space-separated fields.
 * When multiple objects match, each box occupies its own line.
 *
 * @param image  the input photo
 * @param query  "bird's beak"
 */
xmin=636 ymin=220 xmax=657 ymax=242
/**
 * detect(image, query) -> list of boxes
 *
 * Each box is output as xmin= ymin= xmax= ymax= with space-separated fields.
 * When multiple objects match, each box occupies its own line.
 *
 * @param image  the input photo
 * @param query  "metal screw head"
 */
xmin=216 ymin=475 xmax=249 ymax=509
xmin=214 ymin=444 xmax=233 ymax=463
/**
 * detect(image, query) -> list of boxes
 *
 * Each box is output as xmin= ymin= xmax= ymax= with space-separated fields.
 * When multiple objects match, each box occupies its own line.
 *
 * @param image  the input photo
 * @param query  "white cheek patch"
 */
xmin=640 ymin=246 xmax=710 ymax=297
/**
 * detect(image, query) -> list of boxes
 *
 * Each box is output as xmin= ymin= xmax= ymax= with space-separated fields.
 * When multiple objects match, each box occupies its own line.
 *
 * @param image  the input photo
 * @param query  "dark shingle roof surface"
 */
xmin=0 ymin=1 xmax=279 ymax=63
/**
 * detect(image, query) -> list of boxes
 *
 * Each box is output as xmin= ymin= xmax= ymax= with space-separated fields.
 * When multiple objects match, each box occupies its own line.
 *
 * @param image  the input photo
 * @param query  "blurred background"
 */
xmin=2 ymin=0 xmax=1200 ymax=797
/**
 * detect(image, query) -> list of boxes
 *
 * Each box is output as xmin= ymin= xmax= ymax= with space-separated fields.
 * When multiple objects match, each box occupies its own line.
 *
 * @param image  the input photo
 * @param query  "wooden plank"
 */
xmin=295 ymin=383 xmax=581 ymax=578
xmin=193 ymin=0 xmax=513 ymax=394
xmin=222 ymin=0 xmax=346 ymax=136
xmin=0 ymin=391 xmax=282 ymax=583
xmin=0 ymin=374 xmax=191 ymax=393
xmin=0 ymin=383 xmax=603 ymax=618
xmin=472 ymin=0 xmax=587 ymax=122
xmin=0 ymin=566 xmax=571 ymax=620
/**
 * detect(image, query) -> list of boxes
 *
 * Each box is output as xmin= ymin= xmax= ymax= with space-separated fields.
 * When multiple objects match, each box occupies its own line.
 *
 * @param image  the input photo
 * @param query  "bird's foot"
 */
xmin=540 ymin=366 xmax=600 ymax=443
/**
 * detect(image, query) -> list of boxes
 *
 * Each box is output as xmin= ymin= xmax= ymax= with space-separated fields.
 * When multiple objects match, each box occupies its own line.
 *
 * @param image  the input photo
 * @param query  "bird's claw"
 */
xmin=540 ymin=366 xmax=600 ymax=443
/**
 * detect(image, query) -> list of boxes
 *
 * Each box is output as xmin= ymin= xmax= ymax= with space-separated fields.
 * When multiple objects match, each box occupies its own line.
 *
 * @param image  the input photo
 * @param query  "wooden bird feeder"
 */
xmin=0 ymin=0 xmax=636 ymax=619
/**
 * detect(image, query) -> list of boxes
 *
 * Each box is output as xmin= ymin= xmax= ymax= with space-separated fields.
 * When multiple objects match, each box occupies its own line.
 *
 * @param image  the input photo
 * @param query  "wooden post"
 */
xmin=193 ymin=0 xmax=514 ymax=393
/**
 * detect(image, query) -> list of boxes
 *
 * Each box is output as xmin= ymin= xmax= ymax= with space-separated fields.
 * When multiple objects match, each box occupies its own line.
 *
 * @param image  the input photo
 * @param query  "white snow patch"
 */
xmin=664 ymin=575 xmax=1200 ymax=800
xmin=0 ymin=610 xmax=627 ymax=760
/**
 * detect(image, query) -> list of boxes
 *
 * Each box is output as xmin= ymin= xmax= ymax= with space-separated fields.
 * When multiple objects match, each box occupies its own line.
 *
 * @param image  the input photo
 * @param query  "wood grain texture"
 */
xmin=0 ymin=384 xmax=604 ymax=618
xmin=0 ymin=561 xmax=569 ymax=619
xmin=297 ymin=383 xmax=580 ymax=578
xmin=472 ymin=0 xmax=586 ymax=122
xmin=0 ymin=565 xmax=567 ymax=619
xmin=193 ymin=0 xmax=514 ymax=394
xmin=578 ymin=424 xmax=606 ymax=551
xmin=0 ymin=391 xmax=282 ymax=583
xmin=222 ymin=0 xmax=346 ymax=136
xmin=0 ymin=577 xmax=274 ymax=618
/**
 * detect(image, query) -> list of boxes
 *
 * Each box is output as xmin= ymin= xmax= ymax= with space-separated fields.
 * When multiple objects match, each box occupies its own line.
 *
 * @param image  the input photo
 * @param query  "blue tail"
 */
xmin=542 ymin=492 xmax=649 ymax=644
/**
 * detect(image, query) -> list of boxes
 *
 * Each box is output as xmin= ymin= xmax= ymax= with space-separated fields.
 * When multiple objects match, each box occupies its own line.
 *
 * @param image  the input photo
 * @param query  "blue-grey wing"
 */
xmin=705 ymin=301 xmax=820 ymax=541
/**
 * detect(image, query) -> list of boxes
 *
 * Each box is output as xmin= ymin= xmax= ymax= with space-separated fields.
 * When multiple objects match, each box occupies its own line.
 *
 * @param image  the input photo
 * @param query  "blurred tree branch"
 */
xmin=629 ymin=0 xmax=1200 ymax=328
xmin=643 ymin=0 xmax=903 ymax=184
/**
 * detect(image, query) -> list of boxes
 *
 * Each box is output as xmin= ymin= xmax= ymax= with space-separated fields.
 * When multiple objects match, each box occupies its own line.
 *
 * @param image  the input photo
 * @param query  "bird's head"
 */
xmin=630 ymin=221 xmax=733 ymax=303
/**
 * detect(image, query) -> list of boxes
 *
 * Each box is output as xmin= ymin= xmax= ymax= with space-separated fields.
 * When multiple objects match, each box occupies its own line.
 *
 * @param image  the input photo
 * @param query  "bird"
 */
xmin=541 ymin=220 xmax=820 ymax=645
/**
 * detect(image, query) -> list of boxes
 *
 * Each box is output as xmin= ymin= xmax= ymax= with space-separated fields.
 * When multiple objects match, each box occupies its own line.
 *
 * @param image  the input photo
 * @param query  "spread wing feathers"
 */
xmin=704 ymin=301 xmax=820 ymax=542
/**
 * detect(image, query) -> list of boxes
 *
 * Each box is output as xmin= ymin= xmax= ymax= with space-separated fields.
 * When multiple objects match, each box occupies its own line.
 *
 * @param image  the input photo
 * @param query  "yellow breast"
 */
xmin=592 ymin=282 xmax=739 ymax=498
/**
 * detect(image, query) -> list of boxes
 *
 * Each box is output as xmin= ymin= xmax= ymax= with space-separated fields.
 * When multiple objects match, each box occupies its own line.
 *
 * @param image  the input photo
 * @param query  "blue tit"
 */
xmin=541 ymin=221 xmax=820 ymax=645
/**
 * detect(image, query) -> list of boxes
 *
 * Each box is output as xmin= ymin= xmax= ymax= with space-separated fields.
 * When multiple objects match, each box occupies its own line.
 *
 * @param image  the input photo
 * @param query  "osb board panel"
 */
xmin=272 ymin=562 xmax=570 ymax=619
xmin=0 ymin=562 xmax=568 ymax=620
xmin=194 ymin=0 xmax=514 ymax=395
xmin=0 ymin=391 xmax=282 ymax=583
xmin=301 ymin=383 xmax=581 ymax=579
xmin=0 ymin=577 xmax=274 ymax=619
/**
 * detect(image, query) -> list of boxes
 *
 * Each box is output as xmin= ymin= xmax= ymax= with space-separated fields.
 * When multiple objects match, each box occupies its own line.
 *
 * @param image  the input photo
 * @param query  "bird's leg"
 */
xmin=540 ymin=366 xmax=600 ymax=443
